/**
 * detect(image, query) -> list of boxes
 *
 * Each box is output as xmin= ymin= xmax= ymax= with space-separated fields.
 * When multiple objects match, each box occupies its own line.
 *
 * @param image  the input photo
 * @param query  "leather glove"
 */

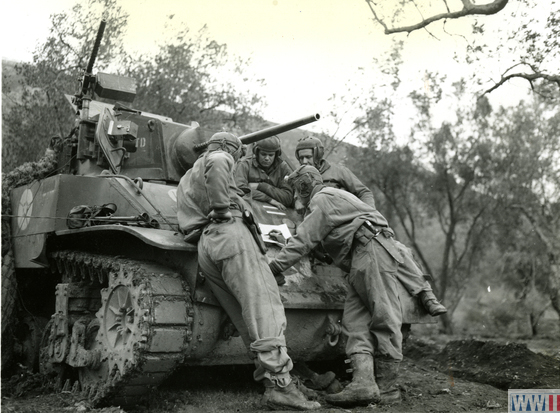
xmin=208 ymin=208 xmax=232 ymax=223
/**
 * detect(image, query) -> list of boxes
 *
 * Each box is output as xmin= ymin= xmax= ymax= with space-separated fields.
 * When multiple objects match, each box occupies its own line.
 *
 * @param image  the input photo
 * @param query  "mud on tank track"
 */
xmin=41 ymin=251 xmax=195 ymax=407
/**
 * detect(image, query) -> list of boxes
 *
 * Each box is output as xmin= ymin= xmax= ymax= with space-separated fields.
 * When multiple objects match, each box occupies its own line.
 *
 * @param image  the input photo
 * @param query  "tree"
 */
xmin=2 ymin=2 xmax=268 ymax=173
xmin=2 ymin=0 xmax=129 ymax=172
xmin=488 ymin=89 xmax=560 ymax=323
xmin=347 ymin=71 xmax=506 ymax=333
xmin=364 ymin=0 xmax=560 ymax=96
xmin=120 ymin=19 xmax=266 ymax=135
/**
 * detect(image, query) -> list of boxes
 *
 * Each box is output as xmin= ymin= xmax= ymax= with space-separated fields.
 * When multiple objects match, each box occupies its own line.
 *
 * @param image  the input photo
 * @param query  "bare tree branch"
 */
xmin=481 ymin=72 xmax=560 ymax=97
xmin=365 ymin=0 xmax=509 ymax=34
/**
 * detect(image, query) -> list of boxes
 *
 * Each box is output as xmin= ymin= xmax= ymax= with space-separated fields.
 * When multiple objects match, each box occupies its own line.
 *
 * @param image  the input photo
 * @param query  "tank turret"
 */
xmin=60 ymin=22 xmax=320 ymax=182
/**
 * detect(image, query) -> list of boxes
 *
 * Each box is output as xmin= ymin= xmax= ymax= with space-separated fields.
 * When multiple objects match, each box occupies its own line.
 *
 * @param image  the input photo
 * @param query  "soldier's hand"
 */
xmin=269 ymin=199 xmax=287 ymax=211
xmin=208 ymin=209 xmax=232 ymax=223
xmin=268 ymin=229 xmax=286 ymax=245
xmin=249 ymin=182 xmax=259 ymax=190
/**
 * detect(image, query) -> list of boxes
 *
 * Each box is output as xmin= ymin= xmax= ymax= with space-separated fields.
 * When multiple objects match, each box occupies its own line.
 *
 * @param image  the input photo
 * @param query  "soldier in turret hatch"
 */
xmin=294 ymin=136 xmax=447 ymax=317
xmin=234 ymin=135 xmax=294 ymax=210
xmin=177 ymin=132 xmax=320 ymax=411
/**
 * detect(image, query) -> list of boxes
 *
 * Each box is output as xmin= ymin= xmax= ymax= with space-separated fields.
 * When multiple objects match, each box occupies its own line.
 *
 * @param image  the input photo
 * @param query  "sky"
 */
xmin=0 ymin=0 xmax=541 ymax=140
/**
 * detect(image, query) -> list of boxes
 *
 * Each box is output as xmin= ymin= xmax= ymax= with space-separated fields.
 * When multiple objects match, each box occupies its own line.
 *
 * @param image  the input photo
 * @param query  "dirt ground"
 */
xmin=2 ymin=334 xmax=559 ymax=413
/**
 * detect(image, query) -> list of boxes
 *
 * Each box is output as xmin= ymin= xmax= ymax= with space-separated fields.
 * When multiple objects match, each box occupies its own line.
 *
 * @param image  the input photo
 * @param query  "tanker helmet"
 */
xmin=287 ymin=165 xmax=323 ymax=198
xmin=253 ymin=135 xmax=281 ymax=157
xmin=295 ymin=136 xmax=324 ymax=167
xmin=207 ymin=132 xmax=243 ymax=161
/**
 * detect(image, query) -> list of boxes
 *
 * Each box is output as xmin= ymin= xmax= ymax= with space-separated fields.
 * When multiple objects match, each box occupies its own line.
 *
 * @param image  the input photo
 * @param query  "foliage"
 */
xmin=364 ymin=0 xmax=560 ymax=96
xmin=120 ymin=18 xmax=266 ymax=135
xmin=489 ymin=90 xmax=560 ymax=323
xmin=2 ymin=0 xmax=128 ymax=172
xmin=2 ymin=2 xmax=267 ymax=173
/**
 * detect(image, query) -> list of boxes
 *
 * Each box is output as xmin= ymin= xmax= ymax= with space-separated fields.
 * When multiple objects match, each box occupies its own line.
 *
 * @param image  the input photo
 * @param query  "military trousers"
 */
xmin=198 ymin=217 xmax=293 ymax=385
xmin=342 ymin=236 xmax=403 ymax=361
xmin=394 ymin=240 xmax=433 ymax=297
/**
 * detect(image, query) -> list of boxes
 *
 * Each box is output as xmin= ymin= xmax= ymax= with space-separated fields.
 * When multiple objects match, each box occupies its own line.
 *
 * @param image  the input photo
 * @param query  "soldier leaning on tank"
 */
xmin=268 ymin=165 xmax=407 ymax=407
xmin=234 ymin=135 xmax=294 ymax=210
xmin=176 ymin=132 xmax=320 ymax=411
xmin=233 ymin=136 xmax=340 ymax=393
xmin=295 ymin=136 xmax=447 ymax=317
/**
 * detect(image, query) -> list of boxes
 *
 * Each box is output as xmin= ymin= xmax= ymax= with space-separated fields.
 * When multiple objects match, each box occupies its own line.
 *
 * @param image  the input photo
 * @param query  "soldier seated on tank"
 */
xmin=234 ymin=135 xmax=294 ymax=210
xmin=294 ymin=136 xmax=447 ymax=318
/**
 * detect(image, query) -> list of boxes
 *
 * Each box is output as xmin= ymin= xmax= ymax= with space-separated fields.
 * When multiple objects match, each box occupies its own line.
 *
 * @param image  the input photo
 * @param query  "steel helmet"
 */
xmin=207 ymin=132 xmax=243 ymax=160
xmin=253 ymin=135 xmax=282 ymax=157
xmin=295 ymin=136 xmax=324 ymax=164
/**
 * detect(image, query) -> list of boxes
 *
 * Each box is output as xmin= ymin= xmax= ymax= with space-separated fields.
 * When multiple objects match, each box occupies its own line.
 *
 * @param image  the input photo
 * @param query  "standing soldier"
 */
xmin=295 ymin=137 xmax=447 ymax=317
xmin=235 ymin=135 xmax=338 ymax=391
xmin=177 ymin=133 xmax=320 ymax=411
xmin=268 ymin=165 xmax=404 ymax=407
xmin=235 ymin=136 xmax=294 ymax=210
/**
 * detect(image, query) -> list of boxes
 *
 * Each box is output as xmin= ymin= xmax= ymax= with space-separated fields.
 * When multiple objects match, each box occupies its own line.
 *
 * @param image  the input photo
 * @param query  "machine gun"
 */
xmin=64 ymin=20 xmax=320 ymax=181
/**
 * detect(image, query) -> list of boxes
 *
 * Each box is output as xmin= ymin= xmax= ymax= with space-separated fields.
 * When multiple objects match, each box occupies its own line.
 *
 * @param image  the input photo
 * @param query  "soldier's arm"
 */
xmin=256 ymin=163 xmax=294 ymax=207
xmin=233 ymin=159 xmax=252 ymax=196
xmin=340 ymin=166 xmax=377 ymax=209
xmin=205 ymin=151 xmax=235 ymax=213
xmin=269 ymin=199 xmax=333 ymax=273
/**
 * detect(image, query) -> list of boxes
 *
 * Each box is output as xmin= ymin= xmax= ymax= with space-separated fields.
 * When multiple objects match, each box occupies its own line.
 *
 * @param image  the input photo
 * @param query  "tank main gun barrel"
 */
xmin=193 ymin=113 xmax=320 ymax=151
xmin=239 ymin=113 xmax=320 ymax=144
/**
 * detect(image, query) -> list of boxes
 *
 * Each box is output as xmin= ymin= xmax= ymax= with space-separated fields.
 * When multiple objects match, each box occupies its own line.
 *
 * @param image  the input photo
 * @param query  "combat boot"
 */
xmin=375 ymin=359 xmax=401 ymax=405
xmin=325 ymin=353 xmax=380 ymax=407
xmin=262 ymin=379 xmax=321 ymax=411
xmin=418 ymin=290 xmax=447 ymax=316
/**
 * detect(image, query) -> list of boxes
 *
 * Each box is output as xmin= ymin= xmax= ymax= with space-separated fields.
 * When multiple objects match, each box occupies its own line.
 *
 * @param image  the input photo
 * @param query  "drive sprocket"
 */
xmin=47 ymin=251 xmax=193 ymax=407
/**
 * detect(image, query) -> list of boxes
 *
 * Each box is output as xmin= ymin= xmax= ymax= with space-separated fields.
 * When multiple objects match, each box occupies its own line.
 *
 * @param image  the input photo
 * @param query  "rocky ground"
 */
xmin=2 ymin=334 xmax=559 ymax=413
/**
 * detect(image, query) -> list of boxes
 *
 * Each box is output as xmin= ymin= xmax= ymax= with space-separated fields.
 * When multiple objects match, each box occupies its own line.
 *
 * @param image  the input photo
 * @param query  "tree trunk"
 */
xmin=529 ymin=313 xmax=539 ymax=336
xmin=439 ymin=313 xmax=453 ymax=334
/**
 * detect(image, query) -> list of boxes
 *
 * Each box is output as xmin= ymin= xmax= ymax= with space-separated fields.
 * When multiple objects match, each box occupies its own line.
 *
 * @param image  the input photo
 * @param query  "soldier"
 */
xmin=268 ymin=165 xmax=404 ymax=407
xmin=177 ymin=133 xmax=320 ymax=411
xmin=235 ymin=136 xmax=338 ymax=391
xmin=235 ymin=136 xmax=294 ymax=210
xmin=295 ymin=136 xmax=376 ymax=208
xmin=295 ymin=136 xmax=446 ymax=317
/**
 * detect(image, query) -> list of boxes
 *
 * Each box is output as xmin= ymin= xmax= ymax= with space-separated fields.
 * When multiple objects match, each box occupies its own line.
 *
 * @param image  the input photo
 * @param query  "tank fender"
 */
xmin=55 ymin=226 xmax=196 ymax=252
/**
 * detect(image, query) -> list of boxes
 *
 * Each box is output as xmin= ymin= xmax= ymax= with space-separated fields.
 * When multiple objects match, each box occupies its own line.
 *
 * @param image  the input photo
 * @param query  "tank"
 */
xmin=3 ymin=21 xmax=435 ymax=407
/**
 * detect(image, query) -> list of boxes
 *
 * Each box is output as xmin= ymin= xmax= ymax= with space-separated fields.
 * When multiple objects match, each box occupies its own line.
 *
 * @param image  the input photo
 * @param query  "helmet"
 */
xmin=207 ymin=132 xmax=243 ymax=161
xmin=287 ymin=165 xmax=323 ymax=198
xmin=295 ymin=136 xmax=324 ymax=164
xmin=253 ymin=135 xmax=281 ymax=157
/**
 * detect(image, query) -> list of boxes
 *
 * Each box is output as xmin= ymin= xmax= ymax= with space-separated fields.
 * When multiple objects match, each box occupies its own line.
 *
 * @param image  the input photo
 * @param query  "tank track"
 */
xmin=48 ymin=250 xmax=194 ymax=407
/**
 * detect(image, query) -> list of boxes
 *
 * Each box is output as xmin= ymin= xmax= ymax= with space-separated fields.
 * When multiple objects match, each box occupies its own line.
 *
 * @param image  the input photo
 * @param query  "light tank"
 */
xmin=4 ymin=20 xmax=435 ymax=407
